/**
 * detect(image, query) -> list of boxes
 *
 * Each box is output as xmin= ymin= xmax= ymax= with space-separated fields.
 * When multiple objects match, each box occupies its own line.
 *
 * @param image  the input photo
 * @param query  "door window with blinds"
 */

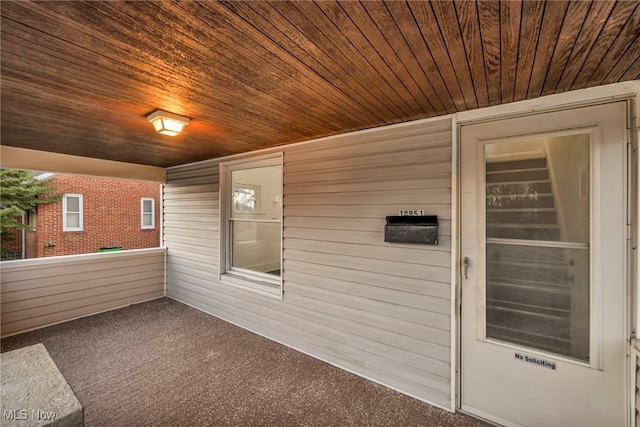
xmin=220 ymin=154 xmax=283 ymax=296
xmin=484 ymin=134 xmax=590 ymax=362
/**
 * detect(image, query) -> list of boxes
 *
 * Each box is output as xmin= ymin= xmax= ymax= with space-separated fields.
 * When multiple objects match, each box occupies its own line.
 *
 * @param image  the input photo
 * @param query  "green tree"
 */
xmin=1 ymin=169 xmax=61 ymax=253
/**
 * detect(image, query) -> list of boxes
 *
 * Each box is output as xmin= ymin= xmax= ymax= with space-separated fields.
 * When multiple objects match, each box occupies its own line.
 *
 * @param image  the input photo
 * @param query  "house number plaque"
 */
xmin=399 ymin=209 xmax=424 ymax=216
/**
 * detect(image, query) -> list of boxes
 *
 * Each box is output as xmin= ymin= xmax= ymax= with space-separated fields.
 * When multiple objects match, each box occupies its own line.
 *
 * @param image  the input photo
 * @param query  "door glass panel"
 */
xmin=484 ymin=134 xmax=590 ymax=362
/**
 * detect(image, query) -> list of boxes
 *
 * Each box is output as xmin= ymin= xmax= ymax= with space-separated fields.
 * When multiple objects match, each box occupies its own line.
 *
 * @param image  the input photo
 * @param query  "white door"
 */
xmin=460 ymin=101 xmax=629 ymax=427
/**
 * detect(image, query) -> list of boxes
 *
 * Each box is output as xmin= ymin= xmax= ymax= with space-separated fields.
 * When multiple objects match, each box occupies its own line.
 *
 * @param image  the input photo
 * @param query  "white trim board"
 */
xmin=456 ymin=81 xmax=639 ymax=125
xmin=1 ymin=146 xmax=166 ymax=183
xmin=0 ymin=247 xmax=167 ymax=268
xmin=450 ymin=117 xmax=459 ymax=412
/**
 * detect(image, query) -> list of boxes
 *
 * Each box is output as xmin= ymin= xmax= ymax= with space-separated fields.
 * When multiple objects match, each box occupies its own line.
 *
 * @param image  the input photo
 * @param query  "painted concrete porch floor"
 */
xmin=1 ymin=298 xmax=489 ymax=427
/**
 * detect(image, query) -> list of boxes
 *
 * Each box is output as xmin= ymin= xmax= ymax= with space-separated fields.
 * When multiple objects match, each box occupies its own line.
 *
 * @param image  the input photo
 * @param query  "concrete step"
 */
xmin=487 ymin=281 xmax=570 ymax=311
xmin=485 ymin=157 xmax=547 ymax=172
xmin=486 ymin=193 xmax=555 ymax=209
xmin=487 ymin=259 xmax=568 ymax=284
xmin=486 ymin=323 xmax=571 ymax=356
xmin=487 ymin=209 xmax=557 ymax=225
xmin=487 ymin=224 xmax=560 ymax=240
xmin=486 ymin=304 xmax=571 ymax=342
xmin=486 ymin=168 xmax=549 ymax=183
xmin=486 ymin=181 xmax=552 ymax=195
xmin=486 ymin=243 xmax=565 ymax=263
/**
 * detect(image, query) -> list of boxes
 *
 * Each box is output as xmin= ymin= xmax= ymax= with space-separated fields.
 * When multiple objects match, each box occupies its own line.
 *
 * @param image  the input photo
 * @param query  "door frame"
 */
xmin=452 ymin=82 xmax=638 ymax=424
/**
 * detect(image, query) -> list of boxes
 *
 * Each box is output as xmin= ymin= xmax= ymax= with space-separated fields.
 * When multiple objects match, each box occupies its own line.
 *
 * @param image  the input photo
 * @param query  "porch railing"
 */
xmin=1 ymin=247 xmax=166 ymax=337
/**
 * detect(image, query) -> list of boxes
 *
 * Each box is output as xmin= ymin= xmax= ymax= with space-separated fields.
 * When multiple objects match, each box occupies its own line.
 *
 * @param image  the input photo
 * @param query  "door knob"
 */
xmin=463 ymin=257 xmax=470 ymax=280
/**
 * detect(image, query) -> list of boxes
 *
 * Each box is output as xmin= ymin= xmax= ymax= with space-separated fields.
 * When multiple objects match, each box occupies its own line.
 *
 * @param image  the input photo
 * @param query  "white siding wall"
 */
xmin=165 ymin=117 xmax=454 ymax=408
xmin=1 ymin=248 xmax=166 ymax=337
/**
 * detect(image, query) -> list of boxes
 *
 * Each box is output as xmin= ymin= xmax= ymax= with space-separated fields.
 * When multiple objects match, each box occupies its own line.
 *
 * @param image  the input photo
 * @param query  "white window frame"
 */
xmin=27 ymin=210 xmax=36 ymax=229
xmin=219 ymin=153 xmax=283 ymax=298
xmin=63 ymin=194 xmax=83 ymax=231
xmin=141 ymin=198 xmax=155 ymax=229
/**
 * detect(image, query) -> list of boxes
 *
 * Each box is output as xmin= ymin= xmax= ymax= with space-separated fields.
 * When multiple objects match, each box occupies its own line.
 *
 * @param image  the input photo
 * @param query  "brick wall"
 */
xmin=2 ymin=223 xmax=23 ymax=259
xmin=32 ymin=175 xmax=161 ymax=258
xmin=25 ymin=229 xmax=38 ymax=259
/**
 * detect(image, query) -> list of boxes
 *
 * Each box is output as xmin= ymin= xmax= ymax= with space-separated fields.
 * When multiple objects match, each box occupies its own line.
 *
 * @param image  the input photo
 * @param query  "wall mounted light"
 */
xmin=147 ymin=110 xmax=190 ymax=136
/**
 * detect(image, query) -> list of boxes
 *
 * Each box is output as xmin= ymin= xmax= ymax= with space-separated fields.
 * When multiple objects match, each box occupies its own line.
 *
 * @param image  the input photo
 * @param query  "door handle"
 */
xmin=463 ymin=257 xmax=470 ymax=280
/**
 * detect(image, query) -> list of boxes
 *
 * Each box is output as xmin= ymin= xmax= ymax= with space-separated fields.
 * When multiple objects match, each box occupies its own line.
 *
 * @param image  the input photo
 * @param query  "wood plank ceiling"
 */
xmin=2 ymin=1 xmax=639 ymax=168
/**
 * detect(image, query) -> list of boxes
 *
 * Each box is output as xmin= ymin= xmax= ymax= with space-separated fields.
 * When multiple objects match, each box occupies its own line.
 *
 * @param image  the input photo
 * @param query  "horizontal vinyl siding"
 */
xmin=165 ymin=164 xmax=220 ymax=301
xmin=1 ymin=248 xmax=165 ymax=337
xmin=164 ymin=118 xmax=454 ymax=408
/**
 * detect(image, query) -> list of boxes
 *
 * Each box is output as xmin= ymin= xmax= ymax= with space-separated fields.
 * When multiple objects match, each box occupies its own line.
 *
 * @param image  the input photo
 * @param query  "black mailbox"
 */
xmin=384 ymin=215 xmax=438 ymax=245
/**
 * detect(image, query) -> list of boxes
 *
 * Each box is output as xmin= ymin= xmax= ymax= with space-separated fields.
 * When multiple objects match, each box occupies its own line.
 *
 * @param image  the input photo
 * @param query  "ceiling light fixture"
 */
xmin=147 ymin=110 xmax=190 ymax=136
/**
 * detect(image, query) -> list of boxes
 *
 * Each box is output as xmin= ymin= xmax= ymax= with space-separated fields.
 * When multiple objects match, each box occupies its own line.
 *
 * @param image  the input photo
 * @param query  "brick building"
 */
xmin=9 ymin=173 xmax=161 ymax=259
xmin=2 ymin=225 xmax=23 ymax=259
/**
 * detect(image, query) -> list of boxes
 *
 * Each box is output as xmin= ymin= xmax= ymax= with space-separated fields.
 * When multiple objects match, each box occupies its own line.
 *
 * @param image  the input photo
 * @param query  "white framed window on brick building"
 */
xmin=219 ymin=153 xmax=283 ymax=297
xmin=63 ymin=194 xmax=83 ymax=231
xmin=27 ymin=210 xmax=36 ymax=229
xmin=141 ymin=198 xmax=155 ymax=229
